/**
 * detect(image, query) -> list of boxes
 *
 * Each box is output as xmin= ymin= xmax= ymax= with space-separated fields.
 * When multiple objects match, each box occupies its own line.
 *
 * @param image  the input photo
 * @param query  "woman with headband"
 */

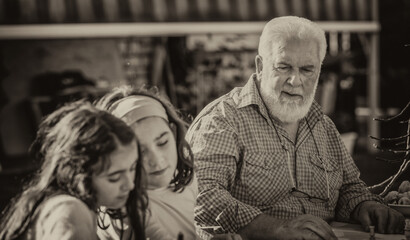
xmin=95 ymin=86 xmax=197 ymax=240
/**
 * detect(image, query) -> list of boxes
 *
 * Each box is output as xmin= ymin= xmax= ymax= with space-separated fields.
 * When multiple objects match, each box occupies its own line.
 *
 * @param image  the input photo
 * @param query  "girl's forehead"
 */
xmin=133 ymin=116 xmax=170 ymax=131
xmin=132 ymin=117 xmax=172 ymax=142
xmin=106 ymin=141 xmax=138 ymax=172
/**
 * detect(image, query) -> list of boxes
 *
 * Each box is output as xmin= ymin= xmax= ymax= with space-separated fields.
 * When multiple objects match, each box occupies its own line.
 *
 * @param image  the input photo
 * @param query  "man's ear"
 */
xmin=255 ymin=55 xmax=263 ymax=78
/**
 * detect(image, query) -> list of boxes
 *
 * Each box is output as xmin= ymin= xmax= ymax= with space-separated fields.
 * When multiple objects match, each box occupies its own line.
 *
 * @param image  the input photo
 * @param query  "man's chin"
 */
xmin=262 ymin=93 xmax=313 ymax=123
xmin=280 ymin=98 xmax=303 ymax=107
xmin=274 ymin=103 xmax=310 ymax=123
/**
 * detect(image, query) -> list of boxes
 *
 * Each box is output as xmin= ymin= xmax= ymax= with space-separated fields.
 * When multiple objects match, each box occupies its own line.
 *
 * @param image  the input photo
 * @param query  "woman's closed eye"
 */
xmin=108 ymin=174 xmax=121 ymax=183
xmin=106 ymin=160 xmax=137 ymax=182
xmin=155 ymin=131 xmax=171 ymax=147
xmin=157 ymin=139 xmax=168 ymax=147
xmin=108 ymin=168 xmax=135 ymax=183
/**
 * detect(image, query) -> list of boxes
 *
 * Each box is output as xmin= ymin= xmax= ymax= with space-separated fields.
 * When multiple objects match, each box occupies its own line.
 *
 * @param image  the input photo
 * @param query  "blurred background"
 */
xmin=0 ymin=0 xmax=409 ymax=211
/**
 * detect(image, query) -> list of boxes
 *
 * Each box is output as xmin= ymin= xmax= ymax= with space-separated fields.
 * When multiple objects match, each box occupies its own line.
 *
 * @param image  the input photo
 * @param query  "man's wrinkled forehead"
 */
xmin=269 ymin=38 xmax=321 ymax=63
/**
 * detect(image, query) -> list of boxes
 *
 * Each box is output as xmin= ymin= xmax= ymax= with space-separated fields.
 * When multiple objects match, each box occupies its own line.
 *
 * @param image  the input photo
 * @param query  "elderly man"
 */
xmin=186 ymin=16 xmax=404 ymax=240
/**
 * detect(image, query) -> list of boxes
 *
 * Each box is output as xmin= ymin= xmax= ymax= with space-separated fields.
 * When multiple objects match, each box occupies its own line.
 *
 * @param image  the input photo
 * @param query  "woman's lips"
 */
xmin=149 ymin=167 xmax=168 ymax=176
xmin=117 ymin=195 xmax=129 ymax=201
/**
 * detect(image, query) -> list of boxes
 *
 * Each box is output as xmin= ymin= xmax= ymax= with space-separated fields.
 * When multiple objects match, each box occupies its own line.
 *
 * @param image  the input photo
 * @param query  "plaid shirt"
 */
xmin=186 ymin=74 xmax=382 ymax=235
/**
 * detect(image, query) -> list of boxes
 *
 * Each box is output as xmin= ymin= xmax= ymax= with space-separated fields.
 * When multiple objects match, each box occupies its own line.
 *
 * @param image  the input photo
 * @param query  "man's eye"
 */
xmin=301 ymin=68 xmax=315 ymax=76
xmin=275 ymin=66 xmax=290 ymax=73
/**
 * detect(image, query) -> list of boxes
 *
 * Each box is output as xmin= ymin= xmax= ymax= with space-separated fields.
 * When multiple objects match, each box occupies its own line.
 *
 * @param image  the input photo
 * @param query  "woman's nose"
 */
xmin=121 ymin=173 xmax=135 ymax=192
xmin=147 ymin=150 xmax=167 ymax=169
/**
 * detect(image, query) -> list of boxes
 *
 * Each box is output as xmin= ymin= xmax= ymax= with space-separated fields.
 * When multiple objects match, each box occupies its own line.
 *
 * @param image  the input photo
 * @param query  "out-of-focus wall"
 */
xmin=0 ymin=39 xmax=126 ymax=157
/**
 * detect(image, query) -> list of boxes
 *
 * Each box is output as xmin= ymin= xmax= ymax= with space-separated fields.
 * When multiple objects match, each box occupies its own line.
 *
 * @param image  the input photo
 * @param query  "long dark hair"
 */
xmin=29 ymin=99 xmax=88 ymax=162
xmin=0 ymin=102 xmax=147 ymax=240
xmin=95 ymin=85 xmax=194 ymax=192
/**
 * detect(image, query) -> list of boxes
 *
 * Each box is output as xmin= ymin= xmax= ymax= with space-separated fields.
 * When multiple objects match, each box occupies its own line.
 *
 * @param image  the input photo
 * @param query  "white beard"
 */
xmin=260 ymin=83 xmax=317 ymax=123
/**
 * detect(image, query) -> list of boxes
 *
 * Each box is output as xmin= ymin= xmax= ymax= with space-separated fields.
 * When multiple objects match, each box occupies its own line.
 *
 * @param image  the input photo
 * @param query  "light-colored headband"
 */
xmin=109 ymin=95 xmax=168 ymax=125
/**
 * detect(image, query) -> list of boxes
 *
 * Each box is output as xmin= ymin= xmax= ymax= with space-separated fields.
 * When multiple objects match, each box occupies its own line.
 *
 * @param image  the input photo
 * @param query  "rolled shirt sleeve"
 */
xmin=187 ymin=109 xmax=262 ymax=233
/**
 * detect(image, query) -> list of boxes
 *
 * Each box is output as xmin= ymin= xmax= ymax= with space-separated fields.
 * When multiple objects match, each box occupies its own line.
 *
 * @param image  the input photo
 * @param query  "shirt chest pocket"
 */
xmin=242 ymin=152 xmax=289 ymax=206
xmin=308 ymin=154 xmax=343 ymax=197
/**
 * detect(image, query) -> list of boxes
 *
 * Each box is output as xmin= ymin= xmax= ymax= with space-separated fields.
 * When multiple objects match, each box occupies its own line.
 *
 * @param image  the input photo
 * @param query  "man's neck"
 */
xmin=268 ymin=113 xmax=301 ymax=143
xmin=281 ymin=121 xmax=300 ymax=143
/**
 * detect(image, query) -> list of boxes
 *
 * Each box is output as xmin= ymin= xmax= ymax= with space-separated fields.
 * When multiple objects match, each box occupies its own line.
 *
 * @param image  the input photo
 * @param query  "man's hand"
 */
xmin=352 ymin=200 xmax=405 ymax=234
xmin=238 ymin=214 xmax=337 ymax=240
xmin=274 ymin=214 xmax=338 ymax=240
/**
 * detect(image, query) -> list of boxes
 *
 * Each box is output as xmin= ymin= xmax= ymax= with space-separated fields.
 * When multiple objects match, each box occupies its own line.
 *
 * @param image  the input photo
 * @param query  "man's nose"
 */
xmin=287 ymin=70 xmax=302 ymax=86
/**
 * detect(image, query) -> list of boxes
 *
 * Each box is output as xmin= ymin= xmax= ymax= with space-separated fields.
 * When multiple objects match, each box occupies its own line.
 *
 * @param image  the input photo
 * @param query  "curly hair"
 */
xmin=28 ymin=99 xmax=88 ymax=162
xmin=95 ymin=85 xmax=194 ymax=192
xmin=0 ymin=102 xmax=147 ymax=240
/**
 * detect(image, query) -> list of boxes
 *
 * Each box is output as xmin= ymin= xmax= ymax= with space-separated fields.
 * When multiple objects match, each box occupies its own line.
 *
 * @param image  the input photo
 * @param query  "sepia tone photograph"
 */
xmin=0 ymin=0 xmax=409 ymax=239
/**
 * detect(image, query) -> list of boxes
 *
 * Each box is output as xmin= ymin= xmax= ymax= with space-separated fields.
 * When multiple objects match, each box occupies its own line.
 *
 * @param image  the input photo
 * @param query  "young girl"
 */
xmin=96 ymin=86 xmax=197 ymax=240
xmin=0 ymin=102 xmax=147 ymax=240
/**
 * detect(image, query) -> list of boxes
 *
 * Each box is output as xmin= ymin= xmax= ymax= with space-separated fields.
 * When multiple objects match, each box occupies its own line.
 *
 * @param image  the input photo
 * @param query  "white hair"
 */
xmin=258 ymin=16 xmax=327 ymax=63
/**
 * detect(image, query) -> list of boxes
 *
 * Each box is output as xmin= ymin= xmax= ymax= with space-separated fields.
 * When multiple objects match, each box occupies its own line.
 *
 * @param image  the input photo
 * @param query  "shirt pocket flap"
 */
xmin=309 ymin=154 xmax=339 ymax=172
xmin=244 ymin=152 xmax=285 ymax=170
